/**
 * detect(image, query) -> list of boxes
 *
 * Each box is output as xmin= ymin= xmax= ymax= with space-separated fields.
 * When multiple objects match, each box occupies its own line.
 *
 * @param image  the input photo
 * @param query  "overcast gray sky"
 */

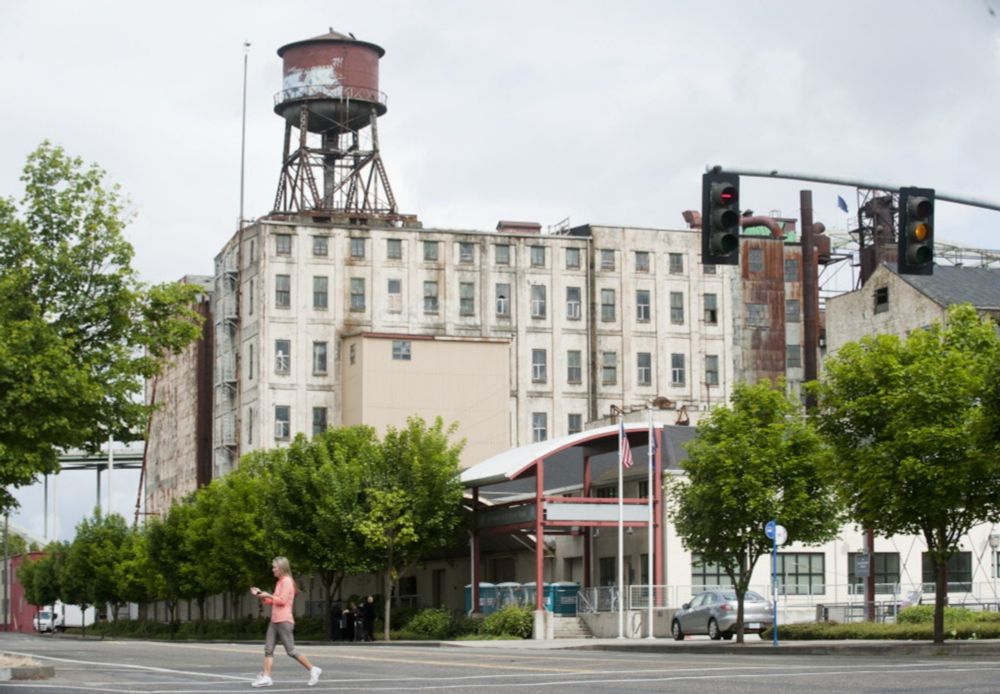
xmin=3 ymin=0 xmax=999 ymax=541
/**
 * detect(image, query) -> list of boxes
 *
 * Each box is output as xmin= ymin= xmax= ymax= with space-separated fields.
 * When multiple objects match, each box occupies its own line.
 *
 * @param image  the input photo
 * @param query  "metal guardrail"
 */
xmin=274 ymin=84 xmax=388 ymax=107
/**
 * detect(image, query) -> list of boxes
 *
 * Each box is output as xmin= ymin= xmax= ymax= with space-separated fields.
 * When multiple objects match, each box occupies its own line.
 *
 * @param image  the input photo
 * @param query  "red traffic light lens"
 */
xmin=719 ymin=186 xmax=736 ymax=203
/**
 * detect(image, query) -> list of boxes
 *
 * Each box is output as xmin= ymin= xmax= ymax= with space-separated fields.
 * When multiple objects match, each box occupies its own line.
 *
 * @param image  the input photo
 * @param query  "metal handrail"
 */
xmin=274 ymin=84 xmax=388 ymax=107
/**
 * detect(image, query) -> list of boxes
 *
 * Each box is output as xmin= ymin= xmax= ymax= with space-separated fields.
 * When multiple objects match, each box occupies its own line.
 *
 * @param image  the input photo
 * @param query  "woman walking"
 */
xmin=250 ymin=556 xmax=322 ymax=688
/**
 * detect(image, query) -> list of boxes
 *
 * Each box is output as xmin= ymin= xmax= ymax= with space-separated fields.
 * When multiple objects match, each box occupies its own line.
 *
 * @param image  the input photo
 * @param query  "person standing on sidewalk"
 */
xmin=361 ymin=595 xmax=376 ymax=642
xmin=249 ymin=556 xmax=322 ymax=688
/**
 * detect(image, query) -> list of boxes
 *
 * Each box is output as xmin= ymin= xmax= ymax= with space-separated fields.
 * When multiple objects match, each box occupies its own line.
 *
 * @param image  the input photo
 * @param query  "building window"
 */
xmin=636 ymin=290 xmax=650 ymax=322
xmin=566 ymin=286 xmax=582 ymax=320
xmin=248 ymin=279 xmax=254 ymax=315
xmin=748 ymin=248 xmax=765 ymax=273
xmin=848 ymin=552 xmax=900 ymax=594
xmin=423 ymin=240 xmax=439 ymax=262
xmin=459 ymin=242 xmax=475 ymax=264
xmin=532 ymin=412 xmax=548 ymax=442
xmin=669 ymin=252 xmax=684 ymax=274
xmin=274 ymin=405 xmax=290 ymax=440
xmin=312 ymin=236 xmax=328 ymax=257
xmin=922 ymin=551 xmax=972 ymax=592
xmin=784 ymin=258 xmax=799 ymax=282
xmin=313 ymin=276 xmax=328 ymax=310
xmin=600 ymin=249 xmax=615 ymax=270
xmin=312 ymin=407 xmax=328 ymax=437
xmin=496 ymin=283 xmax=510 ymax=317
xmin=595 ymin=486 xmax=616 ymax=500
xmin=350 ymin=237 xmax=366 ymax=259
xmin=531 ymin=285 xmax=546 ymax=318
xmin=601 ymin=351 xmax=618 ymax=385
xmin=567 ymin=350 xmax=582 ymax=384
xmin=350 ymin=277 xmax=365 ymax=311
xmin=705 ymin=355 xmax=720 ymax=386
xmin=312 ymin=341 xmax=327 ymax=374
xmin=874 ymin=286 xmax=889 ymax=314
xmin=691 ymin=553 xmax=734 ymax=591
xmin=777 ymin=553 xmax=825 ymax=596
xmin=387 ymin=278 xmax=402 ymax=313
xmin=248 ymin=343 xmax=254 ymax=379
xmin=567 ymin=413 xmax=583 ymax=434
xmin=746 ymin=303 xmax=769 ymax=327
xmin=247 ymin=406 xmax=253 ymax=445
xmin=704 ymin=293 xmax=718 ymax=325
xmin=456 ymin=282 xmax=474 ymax=316
xmin=670 ymin=292 xmax=684 ymax=324
xmin=786 ymin=299 xmax=801 ymax=323
xmin=387 ymin=238 xmax=402 ymax=260
xmin=704 ymin=264 xmax=716 ymax=275
xmin=249 ymin=239 xmax=256 ymax=262
xmin=494 ymin=243 xmax=510 ymax=265
xmin=275 ymin=233 xmax=292 ymax=255
xmin=530 ymin=245 xmax=545 ymax=268
xmin=598 ymin=557 xmax=617 ymax=587
xmin=601 ymin=288 xmax=616 ymax=322
xmin=423 ymin=281 xmax=439 ymax=313
xmin=671 ymin=353 xmax=686 ymax=386
xmin=532 ymin=349 xmax=547 ymax=383
xmin=275 ymin=339 xmax=290 ymax=374
xmin=349 ymin=344 xmax=356 ymax=365
xmin=635 ymin=251 xmax=650 ymax=273
xmin=392 ymin=340 xmax=411 ymax=361
xmin=787 ymin=344 xmax=802 ymax=368
xmin=566 ymin=247 xmax=581 ymax=269
xmin=637 ymin=352 xmax=652 ymax=386
xmin=275 ymin=274 xmax=291 ymax=309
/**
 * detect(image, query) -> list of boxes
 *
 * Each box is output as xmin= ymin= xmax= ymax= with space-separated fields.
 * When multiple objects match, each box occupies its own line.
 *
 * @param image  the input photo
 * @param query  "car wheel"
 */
xmin=708 ymin=618 xmax=721 ymax=640
xmin=671 ymin=620 xmax=684 ymax=641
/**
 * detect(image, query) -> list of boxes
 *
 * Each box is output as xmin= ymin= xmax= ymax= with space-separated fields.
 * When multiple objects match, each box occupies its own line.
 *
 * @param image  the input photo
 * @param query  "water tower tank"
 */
xmin=274 ymin=30 xmax=387 ymax=134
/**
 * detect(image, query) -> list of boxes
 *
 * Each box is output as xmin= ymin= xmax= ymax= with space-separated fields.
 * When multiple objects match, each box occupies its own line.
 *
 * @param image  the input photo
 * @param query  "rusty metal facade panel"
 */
xmin=740 ymin=238 xmax=787 ymax=384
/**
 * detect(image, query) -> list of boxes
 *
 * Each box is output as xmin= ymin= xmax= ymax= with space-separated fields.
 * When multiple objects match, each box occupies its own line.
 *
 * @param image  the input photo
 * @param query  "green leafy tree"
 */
xmin=18 ymin=541 xmax=65 ymax=613
xmin=669 ymin=380 xmax=841 ymax=643
xmin=0 ymin=142 xmax=202 ymax=513
xmin=812 ymin=304 xmax=1000 ymax=644
xmin=114 ymin=526 xmax=156 ymax=621
xmin=356 ymin=417 xmax=465 ymax=641
xmin=59 ymin=510 xmax=130 ymax=626
xmin=259 ymin=427 xmax=376 ymax=637
xmin=145 ymin=506 xmax=192 ymax=623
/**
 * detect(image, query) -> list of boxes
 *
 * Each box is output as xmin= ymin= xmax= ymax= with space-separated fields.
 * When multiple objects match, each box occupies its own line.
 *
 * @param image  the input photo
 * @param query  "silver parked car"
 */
xmin=671 ymin=589 xmax=773 ymax=640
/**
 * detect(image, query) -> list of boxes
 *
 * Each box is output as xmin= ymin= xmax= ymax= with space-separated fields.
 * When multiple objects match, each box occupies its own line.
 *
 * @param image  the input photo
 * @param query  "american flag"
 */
xmin=620 ymin=421 xmax=634 ymax=469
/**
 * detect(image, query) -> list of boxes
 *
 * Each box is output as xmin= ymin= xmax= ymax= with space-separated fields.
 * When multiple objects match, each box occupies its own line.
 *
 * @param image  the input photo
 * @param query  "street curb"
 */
xmin=0 ymin=665 xmax=56 ymax=681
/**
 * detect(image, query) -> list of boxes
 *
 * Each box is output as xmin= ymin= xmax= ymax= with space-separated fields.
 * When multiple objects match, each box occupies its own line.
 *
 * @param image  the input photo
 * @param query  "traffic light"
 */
xmin=702 ymin=171 xmax=740 ymax=265
xmin=897 ymin=187 xmax=934 ymax=275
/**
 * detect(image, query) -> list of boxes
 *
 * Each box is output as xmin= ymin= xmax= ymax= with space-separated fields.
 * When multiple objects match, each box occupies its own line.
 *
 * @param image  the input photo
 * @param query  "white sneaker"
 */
xmin=251 ymin=673 xmax=273 ymax=688
xmin=308 ymin=666 xmax=322 ymax=686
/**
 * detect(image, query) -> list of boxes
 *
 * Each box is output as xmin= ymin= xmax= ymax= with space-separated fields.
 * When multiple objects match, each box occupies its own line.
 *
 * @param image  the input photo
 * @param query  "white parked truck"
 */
xmin=33 ymin=601 xmax=95 ymax=632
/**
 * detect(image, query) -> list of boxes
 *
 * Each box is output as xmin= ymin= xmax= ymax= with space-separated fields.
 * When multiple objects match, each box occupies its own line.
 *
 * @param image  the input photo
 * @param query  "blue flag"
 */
xmin=837 ymin=195 xmax=849 ymax=213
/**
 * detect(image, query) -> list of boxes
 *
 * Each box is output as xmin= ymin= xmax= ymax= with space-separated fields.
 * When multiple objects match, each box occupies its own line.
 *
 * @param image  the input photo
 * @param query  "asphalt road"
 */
xmin=3 ymin=633 xmax=1000 ymax=693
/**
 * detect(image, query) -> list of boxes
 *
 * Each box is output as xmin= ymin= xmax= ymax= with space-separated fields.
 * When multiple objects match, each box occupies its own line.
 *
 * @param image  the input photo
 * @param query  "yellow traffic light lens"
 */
xmin=912 ymin=223 xmax=928 ymax=242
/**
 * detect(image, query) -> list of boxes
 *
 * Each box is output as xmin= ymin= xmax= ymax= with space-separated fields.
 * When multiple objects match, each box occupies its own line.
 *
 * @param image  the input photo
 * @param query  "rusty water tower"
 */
xmin=272 ymin=30 xmax=414 ymax=223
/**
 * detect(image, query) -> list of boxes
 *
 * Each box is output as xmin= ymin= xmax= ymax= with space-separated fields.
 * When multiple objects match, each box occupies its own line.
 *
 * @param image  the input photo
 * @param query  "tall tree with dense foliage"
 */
xmin=17 ymin=541 xmax=65 ymax=610
xmin=812 ymin=304 xmax=1000 ymax=644
xmin=356 ymin=417 xmax=465 ymax=641
xmin=0 ymin=142 xmax=202 ymax=513
xmin=60 ymin=510 xmax=131 ymax=625
xmin=145 ymin=506 xmax=192 ymax=623
xmin=669 ymin=380 xmax=841 ymax=643
xmin=258 ymin=427 xmax=377 ymax=636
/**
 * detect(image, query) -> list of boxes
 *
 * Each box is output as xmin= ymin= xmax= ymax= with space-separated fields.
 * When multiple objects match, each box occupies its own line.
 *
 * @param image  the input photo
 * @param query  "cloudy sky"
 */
xmin=3 ymin=0 xmax=999 ymax=541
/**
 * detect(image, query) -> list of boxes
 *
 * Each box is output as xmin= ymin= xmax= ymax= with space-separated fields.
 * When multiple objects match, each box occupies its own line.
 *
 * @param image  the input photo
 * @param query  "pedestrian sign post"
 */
xmin=765 ymin=519 xmax=786 ymax=647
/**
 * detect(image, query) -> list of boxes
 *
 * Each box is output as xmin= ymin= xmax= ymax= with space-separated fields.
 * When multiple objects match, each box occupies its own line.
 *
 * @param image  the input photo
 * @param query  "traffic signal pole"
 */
xmin=708 ymin=166 xmax=1000 ymax=213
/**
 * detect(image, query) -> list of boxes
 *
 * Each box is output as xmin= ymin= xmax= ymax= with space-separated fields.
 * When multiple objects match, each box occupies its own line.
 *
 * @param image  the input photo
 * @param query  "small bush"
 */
xmin=406 ymin=609 xmax=454 ymax=639
xmin=480 ymin=606 xmax=533 ymax=639
xmin=767 ymin=619 xmax=1000 ymax=640
xmin=896 ymin=605 xmax=1000 ymax=625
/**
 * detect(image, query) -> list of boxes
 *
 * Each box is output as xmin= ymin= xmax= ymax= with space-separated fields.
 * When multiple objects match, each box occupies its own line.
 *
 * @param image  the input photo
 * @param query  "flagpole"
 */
xmin=617 ymin=416 xmax=625 ymax=639
xmin=647 ymin=408 xmax=655 ymax=639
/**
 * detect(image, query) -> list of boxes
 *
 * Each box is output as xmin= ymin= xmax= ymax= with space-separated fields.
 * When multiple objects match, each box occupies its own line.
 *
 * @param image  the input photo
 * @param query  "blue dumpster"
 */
xmin=495 ymin=582 xmax=522 ymax=609
xmin=551 ymin=582 xmax=580 ymax=615
xmin=464 ymin=583 xmax=497 ymax=615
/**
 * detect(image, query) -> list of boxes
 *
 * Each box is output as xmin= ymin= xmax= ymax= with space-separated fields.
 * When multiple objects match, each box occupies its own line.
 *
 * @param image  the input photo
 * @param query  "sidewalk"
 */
xmin=398 ymin=637 xmax=1000 ymax=657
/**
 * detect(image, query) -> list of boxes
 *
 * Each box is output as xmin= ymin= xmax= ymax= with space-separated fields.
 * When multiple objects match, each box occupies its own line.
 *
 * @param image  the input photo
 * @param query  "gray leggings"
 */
xmin=264 ymin=621 xmax=300 ymax=658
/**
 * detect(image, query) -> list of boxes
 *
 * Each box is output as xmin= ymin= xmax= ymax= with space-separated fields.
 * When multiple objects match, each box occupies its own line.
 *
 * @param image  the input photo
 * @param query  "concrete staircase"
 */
xmin=552 ymin=616 xmax=593 ymax=639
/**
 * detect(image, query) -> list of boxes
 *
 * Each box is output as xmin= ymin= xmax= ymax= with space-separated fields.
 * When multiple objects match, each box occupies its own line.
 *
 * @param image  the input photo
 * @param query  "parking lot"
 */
xmin=3 ymin=632 xmax=1000 ymax=693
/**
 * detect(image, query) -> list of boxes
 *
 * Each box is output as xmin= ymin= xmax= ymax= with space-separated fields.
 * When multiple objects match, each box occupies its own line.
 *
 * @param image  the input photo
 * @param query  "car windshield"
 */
xmin=39 ymin=611 xmax=51 ymax=619
xmin=717 ymin=591 xmax=767 ymax=602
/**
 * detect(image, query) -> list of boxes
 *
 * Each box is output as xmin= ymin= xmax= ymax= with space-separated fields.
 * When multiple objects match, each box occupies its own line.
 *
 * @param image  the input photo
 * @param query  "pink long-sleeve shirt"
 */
xmin=263 ymin=575 xmax=296 ymax=624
